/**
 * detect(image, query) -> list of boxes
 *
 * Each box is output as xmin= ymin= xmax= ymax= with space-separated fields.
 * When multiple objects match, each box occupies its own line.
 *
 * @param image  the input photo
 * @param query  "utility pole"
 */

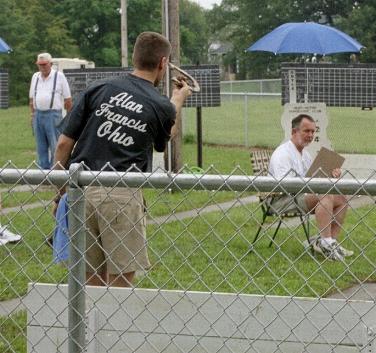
xmin=120 ymin=0 xmax=128 ymax=67
xmin=162 ymin=0 xmax=182 ymax=172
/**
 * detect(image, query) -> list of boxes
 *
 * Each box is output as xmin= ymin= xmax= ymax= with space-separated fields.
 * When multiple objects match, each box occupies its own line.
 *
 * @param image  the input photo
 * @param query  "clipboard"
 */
xmin=306 ymin=147 xmax=345 ymax=178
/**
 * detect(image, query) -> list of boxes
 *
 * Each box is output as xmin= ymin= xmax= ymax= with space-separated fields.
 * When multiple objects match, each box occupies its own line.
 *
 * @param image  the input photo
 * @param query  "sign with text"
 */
xmin=281 ymin=103 xmax=331 ymax=159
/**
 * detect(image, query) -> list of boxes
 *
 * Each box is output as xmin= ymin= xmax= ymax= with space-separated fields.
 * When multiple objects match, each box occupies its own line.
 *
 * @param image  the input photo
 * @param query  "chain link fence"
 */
xmin=1 ymin=163 xmax=376 ymax=352
xmin=220 ymin=79 xmax=282 ymax=95
xmin=182 ymin=87 xmax=376 ymax=155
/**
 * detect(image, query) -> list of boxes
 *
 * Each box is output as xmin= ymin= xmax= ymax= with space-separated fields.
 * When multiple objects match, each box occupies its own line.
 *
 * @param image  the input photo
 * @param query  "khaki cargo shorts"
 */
xmin=85 ymin=186 xmax=151 ymax=275
xmin=268 ymin=193 xmax=309 ymax=214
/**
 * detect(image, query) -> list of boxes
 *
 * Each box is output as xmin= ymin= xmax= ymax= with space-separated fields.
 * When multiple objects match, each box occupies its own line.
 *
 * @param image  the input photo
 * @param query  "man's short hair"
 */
xmin=291 ymin=114 xmax=315 ymax=129
xmin=132 ymin=32 xmax=171 ymax=70
xmin=36 ymin=52 xmax=52 ymax=64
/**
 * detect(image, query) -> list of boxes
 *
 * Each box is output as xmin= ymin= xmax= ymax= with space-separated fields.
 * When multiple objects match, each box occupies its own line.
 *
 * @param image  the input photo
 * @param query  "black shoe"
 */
xmin=46 ymin=236 xmax=53 ymax=248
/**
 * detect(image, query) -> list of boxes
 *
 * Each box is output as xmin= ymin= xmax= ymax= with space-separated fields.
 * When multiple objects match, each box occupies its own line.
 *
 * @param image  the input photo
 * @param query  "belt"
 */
xmin=36 ymin=109 xmax=62 ymax=112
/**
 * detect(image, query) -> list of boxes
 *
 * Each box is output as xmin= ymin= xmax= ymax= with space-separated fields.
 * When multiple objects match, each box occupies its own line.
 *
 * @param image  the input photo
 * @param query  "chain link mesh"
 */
xmin=1 ymin=165 xmax=375 ymax=352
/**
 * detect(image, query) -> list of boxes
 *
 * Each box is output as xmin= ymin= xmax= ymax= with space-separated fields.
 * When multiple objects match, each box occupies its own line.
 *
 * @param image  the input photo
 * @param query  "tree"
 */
xmin=206 ymin=0 xmax=363 ymax=79
xmin=336 ymin=1 xmax=376 ymax=62
xmin=57 ymin=0 xmax=208 ymax=67
xmin=180 ymin=0 xmax=209 ymax=64
xmin=56 ymin=0 xmax=161 ymax=67
xmin=55 ymin=0 xmax=122 ymax=66
xmin=0 ymin=0 xmax=78 ymax=105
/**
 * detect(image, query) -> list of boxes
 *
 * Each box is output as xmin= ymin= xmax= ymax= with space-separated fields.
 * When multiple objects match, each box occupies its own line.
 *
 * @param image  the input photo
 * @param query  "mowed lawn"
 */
xmin=1 ymin=199 xmax=375 ymax=301
xmin=183 ymin=96 xmax=376 ymax=154
xmin=1 ymin=104 xmax=376 ymax=352
xmin=2 ymin=101 xmax=376 ymax=168
xmin=0 ymin=106 xmax=36 ymax=167
xmin=0 ymin=104 xmax=375 ymax=300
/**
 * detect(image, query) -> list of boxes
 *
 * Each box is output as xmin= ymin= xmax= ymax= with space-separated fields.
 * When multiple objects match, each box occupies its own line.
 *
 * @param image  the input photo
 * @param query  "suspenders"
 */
xmin=34 ymin=70 xmax=58 ymax=110
xmin=50 ymin=71 xmax=58 ymax=109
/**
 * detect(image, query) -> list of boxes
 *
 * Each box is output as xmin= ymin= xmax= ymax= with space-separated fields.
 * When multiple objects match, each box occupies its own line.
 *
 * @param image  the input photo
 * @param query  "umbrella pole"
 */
xmin=305 ymin=67 xmax=309 ymax=103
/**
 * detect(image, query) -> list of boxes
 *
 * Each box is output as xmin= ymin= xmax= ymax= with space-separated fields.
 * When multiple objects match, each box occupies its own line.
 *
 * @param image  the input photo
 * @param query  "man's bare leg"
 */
xmin=86 ymin=271 xmax=106 ymax=286
xmin=330 ymin=195 xmax=348 ymax=239
xmin=305 ymin=194 xmax=334 ymax=238
xmin=304 ymin=194 xmax=351 ymax=258
xmin=85 ymin=261 xmax=135 ymax=287
xmin=108 ymin=271 xmax=135 ymax=287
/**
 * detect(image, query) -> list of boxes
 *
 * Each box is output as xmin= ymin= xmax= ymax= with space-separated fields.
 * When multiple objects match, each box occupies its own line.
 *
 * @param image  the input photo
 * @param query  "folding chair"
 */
xmin=250 ymin=149 xmax=311 ymax=249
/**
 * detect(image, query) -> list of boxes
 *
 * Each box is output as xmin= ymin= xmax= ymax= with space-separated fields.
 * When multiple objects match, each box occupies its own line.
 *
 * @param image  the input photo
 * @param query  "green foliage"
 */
xmin=0 ymin=0 xmax=209 ymax=105
xmin=2 ymin=0 xmax=374 ymax=104
xmin=337 ymin=1 xmax=376 ymax=63
xmin=127 ymin=0 xmax=161 ymax=47
xmin=180 ymin=0 xmax=209 ymax=64
xmin=56 ymin=0 xmax=123 ymax=66
xmin=56 ymin=0 xmax=167 ymax=66
xmin=207 ymin=0 xmax=373 ymax=79
xmin=183 ymin=133 xmax=196 ymax=144
xmin=0 ymin=0 xmax=78 ymax=106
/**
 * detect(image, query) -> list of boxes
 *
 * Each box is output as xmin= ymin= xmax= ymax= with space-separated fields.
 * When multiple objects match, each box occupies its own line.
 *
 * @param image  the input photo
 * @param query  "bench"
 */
xmin=250 ymin=149 xmax=311 ymax=249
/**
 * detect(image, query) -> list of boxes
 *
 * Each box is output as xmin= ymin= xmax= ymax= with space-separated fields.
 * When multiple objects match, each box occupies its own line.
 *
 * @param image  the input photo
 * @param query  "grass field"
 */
xmin=1 ymin=196 xmax=375 ymax=300
xmin=1 ymin=200 xmax=375 ymax=352
xmin=0 ymin=104 xmax=375 ymax=299
xmin=1 ymin=105 xmax=376 ymax=352
xmin=2 ymin=102 xmax=376 ymax=169
xmin=183 ymin=96 xmax=376 ymax=154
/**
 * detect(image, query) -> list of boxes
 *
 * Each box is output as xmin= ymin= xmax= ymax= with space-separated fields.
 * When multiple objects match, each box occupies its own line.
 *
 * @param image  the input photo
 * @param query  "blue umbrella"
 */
xmin=247 ymin=22 xmax=364 ymax=55
xmin=0 ymin=37 xmax=12 ymax=53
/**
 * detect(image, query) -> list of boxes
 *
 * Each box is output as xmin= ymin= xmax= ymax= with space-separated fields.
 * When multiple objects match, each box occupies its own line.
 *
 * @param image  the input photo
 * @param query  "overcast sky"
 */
xmin=192 ymin=0 xmax=222 ymax=9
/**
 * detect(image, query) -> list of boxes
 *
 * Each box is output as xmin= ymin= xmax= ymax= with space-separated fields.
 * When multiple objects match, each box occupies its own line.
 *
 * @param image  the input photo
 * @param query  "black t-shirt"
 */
xmin=63 ymin=74 xmax=176 ymax=172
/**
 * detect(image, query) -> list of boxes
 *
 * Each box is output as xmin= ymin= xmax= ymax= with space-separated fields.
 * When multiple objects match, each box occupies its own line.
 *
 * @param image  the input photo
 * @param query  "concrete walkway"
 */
xmin=147 ymin=195 xmax=258 ymax=225
xmin=0 ymin=298 xmax=25 ymax=317
xmin=1 ymin=194 xmax=375 ymax=317
xmin=328 ymin=282 xmax=376 ymax=301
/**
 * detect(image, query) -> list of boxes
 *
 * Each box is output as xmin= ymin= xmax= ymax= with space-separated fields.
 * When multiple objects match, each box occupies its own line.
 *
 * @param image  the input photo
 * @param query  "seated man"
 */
xmin=268 ymin=114 xmax=351 ymax=261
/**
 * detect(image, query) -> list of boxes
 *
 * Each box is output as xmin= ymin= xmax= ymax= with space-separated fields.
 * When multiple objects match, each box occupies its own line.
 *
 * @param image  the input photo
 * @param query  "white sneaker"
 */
xmin=335 ymin=243 xmax=354 ymax=257
xmin=0 ymin=226 xmax=21 ymax=244
xmin=0 ymin=237 xmax=9 ymax=245
xmin=312 ymin=238 xmax=344 ymax=261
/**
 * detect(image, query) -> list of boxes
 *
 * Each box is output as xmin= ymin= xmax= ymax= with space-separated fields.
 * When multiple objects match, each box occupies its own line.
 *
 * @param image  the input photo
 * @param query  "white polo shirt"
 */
xmin=269 ymin=140 xmax=312 ymax=178
xmin=29 ymin=69 xmax=71 ymax=111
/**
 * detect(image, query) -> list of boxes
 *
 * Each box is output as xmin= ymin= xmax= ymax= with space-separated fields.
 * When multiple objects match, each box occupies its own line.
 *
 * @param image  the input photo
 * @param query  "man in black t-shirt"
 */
xmin=53 ymin=32 xmax=191 ymax=287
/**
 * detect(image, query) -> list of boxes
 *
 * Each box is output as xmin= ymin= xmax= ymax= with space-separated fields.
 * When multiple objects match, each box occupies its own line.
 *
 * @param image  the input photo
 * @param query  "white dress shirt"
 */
xmin=29 ymin=69 xmax=71 ymax=111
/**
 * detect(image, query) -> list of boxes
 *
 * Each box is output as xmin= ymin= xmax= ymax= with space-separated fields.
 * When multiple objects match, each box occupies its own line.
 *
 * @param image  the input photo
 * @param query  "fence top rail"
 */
xmin=1 ymin=167 xmax=376 ymax=195
xmin=221 ymin=92 xmax=281 ymax=97
xmin=221 ymin=79 xmax=281 ymax=84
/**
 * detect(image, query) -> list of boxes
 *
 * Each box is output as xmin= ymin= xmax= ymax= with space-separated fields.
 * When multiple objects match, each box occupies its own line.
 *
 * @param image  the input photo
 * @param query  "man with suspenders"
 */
xmin=29 ymin=53 xmax=72 ymax=169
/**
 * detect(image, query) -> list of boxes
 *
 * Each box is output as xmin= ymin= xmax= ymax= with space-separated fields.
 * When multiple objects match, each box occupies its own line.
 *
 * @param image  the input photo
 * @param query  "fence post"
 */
xmin=67 ymin=163 xmax=86 ymax=353
xmin=244 ymin=93 xmax=249 ymax=147
xmin=366 ymin=326 xmax=376 ymax=353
